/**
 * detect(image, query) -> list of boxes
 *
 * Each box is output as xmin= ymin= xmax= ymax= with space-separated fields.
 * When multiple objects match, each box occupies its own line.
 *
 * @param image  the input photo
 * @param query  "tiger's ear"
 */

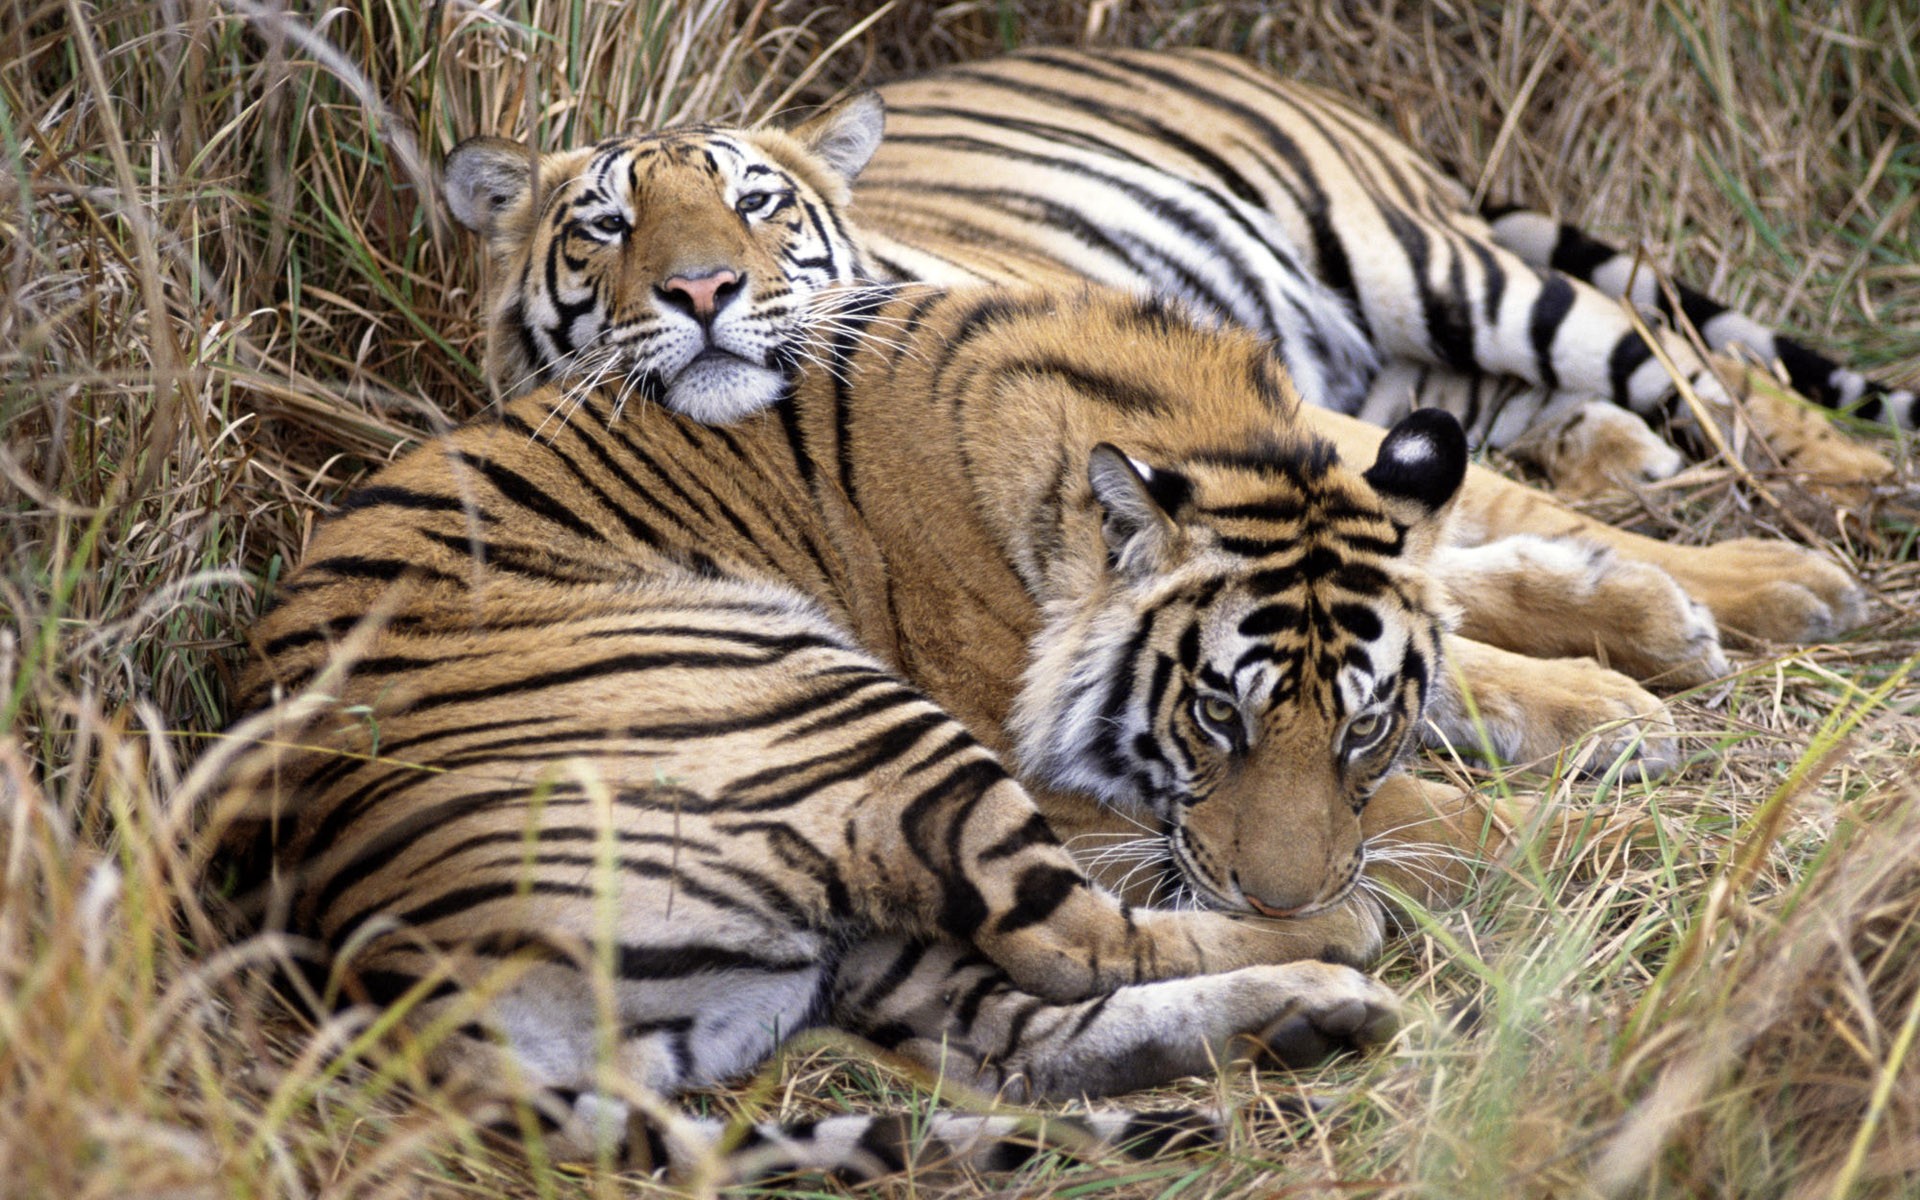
xmin=1362 ymin=409 xmax=1467 ymax=546
xmin=444 ymin=136 xmax=536 ymax=238
xmin=1088 ymin=443 xmax=1190 ymax=578
xmin=792 ymin=91 xmax=885 ymax=184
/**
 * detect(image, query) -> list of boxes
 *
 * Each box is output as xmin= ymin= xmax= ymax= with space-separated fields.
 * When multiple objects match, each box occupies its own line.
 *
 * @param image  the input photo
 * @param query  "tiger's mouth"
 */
xmin=1166 ymin=825 xmax=1365 ymax=919
xmin=660 ymin=346 xmax=789 ymax=423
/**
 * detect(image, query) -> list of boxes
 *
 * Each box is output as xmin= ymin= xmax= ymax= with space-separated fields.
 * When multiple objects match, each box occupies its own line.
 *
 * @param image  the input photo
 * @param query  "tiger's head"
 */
xmin=1015 ymin=409 xmax=1467 ymax=922
xmin=442 ymin=95 xmax=884 ymax=420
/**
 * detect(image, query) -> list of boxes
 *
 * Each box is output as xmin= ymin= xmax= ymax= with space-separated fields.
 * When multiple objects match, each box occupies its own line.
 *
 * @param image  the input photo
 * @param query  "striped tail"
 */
xmin=1484 ymin=206 xmax=1918 ymax=430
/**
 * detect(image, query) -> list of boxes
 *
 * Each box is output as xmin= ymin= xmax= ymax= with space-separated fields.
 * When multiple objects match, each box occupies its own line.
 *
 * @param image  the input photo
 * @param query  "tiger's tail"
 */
xmin=1484 ymin=205 xmax=1918 ymax=429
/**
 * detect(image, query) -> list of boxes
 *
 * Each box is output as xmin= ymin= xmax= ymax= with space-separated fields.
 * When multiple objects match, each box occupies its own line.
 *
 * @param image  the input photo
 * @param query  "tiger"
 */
xmin=214 ymin=105 xmax=1863 ymax=1184
xmin=225 ymin=277 xmax=1503 ymax=1178
xmin=852 ymin=47 xmax=1911 ymax=496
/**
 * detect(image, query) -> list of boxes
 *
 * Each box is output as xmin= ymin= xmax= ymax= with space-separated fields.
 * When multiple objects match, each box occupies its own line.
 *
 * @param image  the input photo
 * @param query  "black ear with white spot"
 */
xmin=1363 ymin=409 xmax=1466 ymax=526
xmin=1088 ymin=443 xmax=1189 ymax=577
xmin=792 ymin=92 xmax=885 ymax=184
xmin=444 ymin=136 xmax=535 ymax=236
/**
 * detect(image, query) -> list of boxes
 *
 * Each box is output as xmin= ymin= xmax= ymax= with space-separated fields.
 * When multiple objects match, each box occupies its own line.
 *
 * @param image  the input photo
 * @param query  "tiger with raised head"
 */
xmin=854 ymin=47 xmax=1908 ymax=497
xmin=219 ymin=97 xmax=1863 ymax=1184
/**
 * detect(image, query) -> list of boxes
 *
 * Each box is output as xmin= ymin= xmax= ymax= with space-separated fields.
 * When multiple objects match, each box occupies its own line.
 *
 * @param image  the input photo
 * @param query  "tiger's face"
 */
xmin=443 ymin=96 xmax=883 ymax=420
xmin=1015 ymin=410 xmax=1466 ymax=921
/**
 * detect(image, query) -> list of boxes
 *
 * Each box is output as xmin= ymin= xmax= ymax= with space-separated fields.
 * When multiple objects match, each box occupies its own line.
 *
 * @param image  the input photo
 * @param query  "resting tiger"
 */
xmin=232 ymin=270 xmax=1514 ymax=1173
xmin=853 ymin=47 xmax=1910 ymax=494
xmin=218 ymin=101 xmax=1864 ymax=1184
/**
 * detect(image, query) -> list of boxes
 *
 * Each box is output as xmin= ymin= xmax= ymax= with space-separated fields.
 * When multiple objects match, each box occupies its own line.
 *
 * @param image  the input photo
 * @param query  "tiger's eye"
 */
xmin=1347 ymin=712 xmax=1382 ymax=740
xmin=1202 ymin=697 xmax=1236 ymax=725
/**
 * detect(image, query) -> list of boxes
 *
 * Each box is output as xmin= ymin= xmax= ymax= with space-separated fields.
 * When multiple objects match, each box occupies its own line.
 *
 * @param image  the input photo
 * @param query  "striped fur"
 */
xmin=854 ymin=48 xmax=1915 ymax=467
xmin=1485 ymin=206 xmax=1916 ymax=427
xmin=222 ymin=100 xmax=1875 ymax=1182
xmin=223 ymin=284 xmax=1506 ymax=1181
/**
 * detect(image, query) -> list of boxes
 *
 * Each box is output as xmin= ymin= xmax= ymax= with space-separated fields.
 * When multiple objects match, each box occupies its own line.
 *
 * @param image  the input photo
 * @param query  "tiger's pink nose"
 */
xmin=659 ymin=269 xmax=741 ymax=322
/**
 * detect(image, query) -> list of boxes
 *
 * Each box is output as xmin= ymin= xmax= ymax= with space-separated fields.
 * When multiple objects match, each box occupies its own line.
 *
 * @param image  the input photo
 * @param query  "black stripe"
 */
xmin=900 ymin=757 xmax=1004 ymax=939
xmin=845 ymin=938 xmax=933 ymax=1014
xmin=999 ymin=358 xmax=1167 ymax=413
xmin=1546 ymin=221 xmax=1619 ymax=281
xmin=1608 ymin=334 xmax=1654 ymax=408
xmin=333 ymin=485 xmax=486 ymax=518
xmin=452 ymin=450 xmax=604 ymax=541
xmin=992 ymin=863 xmax=1085 ymax=935
xmin=825 ymin=288 xmax=894 ymax=505
xmin=722 ymin=709 xmax=950 ymax=811
xmin=411 ymin=638 xmax=837 ymax=714
xmin=500 ymin=411 xmax=667 ymax=548
xmin=734 ymin=821 xmax=853 ymax=917
xmin=977 ymin=812 xmax=1061 ymax=862
xmin=776 ymin=682 xmax=921 ymax=743
xmin=1527 ymin=274 xmax=1576 ymax=392
xmin=303 ymin=555 xmax=465 ymax=587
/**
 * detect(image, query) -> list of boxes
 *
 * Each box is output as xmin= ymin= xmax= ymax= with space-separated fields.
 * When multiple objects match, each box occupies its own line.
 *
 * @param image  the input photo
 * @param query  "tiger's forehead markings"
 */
xmin=567 ymin=132 xmax=757 ymax=197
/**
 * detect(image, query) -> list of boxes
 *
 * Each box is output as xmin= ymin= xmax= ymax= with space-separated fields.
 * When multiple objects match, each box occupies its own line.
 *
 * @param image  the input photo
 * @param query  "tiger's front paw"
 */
xmin=1430 ymin=644 xmax=1681 ymax=780
xmin=1437 ymin=539 xmax=1729 ymax=690
xmin=1660 ymin=538 xmax=1867 ymax=643
xmin=1229 ymin=960 xmax=1402 ymax=1071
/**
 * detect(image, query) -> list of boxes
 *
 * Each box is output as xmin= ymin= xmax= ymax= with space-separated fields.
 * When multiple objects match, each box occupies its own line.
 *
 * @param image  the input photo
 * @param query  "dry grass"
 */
xmin=2 ymin=1 xmax=1916 ymax=1197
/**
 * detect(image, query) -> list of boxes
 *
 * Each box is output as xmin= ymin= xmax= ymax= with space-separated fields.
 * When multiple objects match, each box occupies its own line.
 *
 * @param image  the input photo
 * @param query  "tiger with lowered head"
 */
xmin=220 ymin=94 xmax=1863 ymax=1183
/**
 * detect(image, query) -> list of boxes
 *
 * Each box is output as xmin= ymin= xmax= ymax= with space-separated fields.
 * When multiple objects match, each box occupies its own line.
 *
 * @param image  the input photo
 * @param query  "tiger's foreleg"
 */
xmin=842 ymin=735 xmax=1397 ymax=997
xmin=1427 ymin=635 xmax=1679 ymax=778
xmin=831 ymin=937 xmax=1396 ymax=1102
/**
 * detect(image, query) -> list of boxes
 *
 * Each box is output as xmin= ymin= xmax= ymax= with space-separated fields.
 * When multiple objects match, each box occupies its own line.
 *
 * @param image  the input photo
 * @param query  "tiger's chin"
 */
xmin=665 ymin=352 xmax=788 ymax=423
